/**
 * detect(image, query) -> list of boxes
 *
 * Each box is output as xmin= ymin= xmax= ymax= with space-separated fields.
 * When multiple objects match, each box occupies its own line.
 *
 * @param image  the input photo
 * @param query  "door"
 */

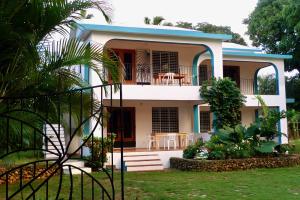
xmin=223 ymin=66 xmax=240 ymax=87
xmin=108 ymin=107 xmax=136 ymax=147
xmin=112 ymin=49 xmax=136 ymax=84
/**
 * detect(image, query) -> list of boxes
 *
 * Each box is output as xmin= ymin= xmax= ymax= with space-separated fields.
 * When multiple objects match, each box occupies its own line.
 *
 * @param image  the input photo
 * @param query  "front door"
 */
xmin=112 ymin=49 xmax=136 ymax=84
xmin=108 ymin=107 xmax=136 ymax=147
xmin=224 ymin=66 xmax=240 ymax=87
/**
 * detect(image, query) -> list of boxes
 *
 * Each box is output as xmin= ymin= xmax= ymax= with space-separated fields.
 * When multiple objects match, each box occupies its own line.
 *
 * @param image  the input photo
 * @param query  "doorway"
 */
xmin=108 ymin=107 xmax=136 ymax=147
xmin=224 ymin=65 xmax=240 ymax=87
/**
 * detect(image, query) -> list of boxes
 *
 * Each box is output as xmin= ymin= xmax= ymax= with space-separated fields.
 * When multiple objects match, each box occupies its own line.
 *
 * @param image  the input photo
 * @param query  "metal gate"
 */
xmin=0 ymin=84 xmax=124 ymax=199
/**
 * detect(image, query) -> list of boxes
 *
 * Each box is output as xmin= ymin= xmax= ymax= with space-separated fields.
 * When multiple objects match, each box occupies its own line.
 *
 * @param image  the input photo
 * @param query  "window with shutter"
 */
xmin=152 ymin=107 xmax=179 ymax=133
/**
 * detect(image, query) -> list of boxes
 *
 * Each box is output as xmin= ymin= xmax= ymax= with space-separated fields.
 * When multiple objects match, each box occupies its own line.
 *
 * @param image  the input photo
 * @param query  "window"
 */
xmin=200 ymin=111 xmax=210 ymax=132
xmin=152 ymin=107 xmax=179 ymax=133
xmin=199 ymin=65 xmax=208 ymax=85
xmin=152 ymin=51 xmax=179 ymax=76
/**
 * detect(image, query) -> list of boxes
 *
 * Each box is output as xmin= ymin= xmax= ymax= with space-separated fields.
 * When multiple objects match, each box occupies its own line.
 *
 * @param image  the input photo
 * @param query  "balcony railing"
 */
xmin=136 ymin=64 xmax=193 ymax=86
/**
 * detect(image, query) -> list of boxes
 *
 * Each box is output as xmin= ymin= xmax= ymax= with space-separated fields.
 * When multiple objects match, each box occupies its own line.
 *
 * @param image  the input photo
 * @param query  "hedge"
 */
xmin=170 ymin=155 xmax=300 ymax=172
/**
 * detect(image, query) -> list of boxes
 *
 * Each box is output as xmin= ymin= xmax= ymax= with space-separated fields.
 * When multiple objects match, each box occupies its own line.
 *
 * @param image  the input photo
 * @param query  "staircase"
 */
xmin=43 ymin=124 xmax=66 ymax=159
xmin=123 ymin=152 xmax=164 ymax=172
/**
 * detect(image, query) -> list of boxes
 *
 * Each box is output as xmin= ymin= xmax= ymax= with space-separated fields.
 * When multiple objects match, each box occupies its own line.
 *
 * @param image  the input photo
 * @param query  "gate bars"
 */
xmin=0 ymin=84 xmax=124 ymax=200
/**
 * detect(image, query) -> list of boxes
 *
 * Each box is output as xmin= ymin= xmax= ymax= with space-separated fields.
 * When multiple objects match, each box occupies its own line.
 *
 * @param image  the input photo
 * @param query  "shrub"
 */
xmin=183 ymin=140 xmax=205 ymax=159
xmin=82 ymin=134 xmax=115 ymax=170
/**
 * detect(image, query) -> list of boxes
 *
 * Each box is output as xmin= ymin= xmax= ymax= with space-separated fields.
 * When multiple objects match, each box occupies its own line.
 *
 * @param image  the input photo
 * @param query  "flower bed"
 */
xmin=170 ymin=155 xmax=300 ymax=172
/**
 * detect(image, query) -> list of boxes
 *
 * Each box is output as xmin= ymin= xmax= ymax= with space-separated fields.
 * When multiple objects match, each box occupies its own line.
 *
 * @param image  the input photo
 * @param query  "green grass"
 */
xmin=1 ymin=167 xmax=300 ymax=199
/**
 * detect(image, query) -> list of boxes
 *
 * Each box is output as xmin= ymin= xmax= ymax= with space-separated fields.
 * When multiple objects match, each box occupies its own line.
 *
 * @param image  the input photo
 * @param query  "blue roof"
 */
xmin=223 ymin=49 xmax=293 ymax=60
xmin=77 ymin=23 xmax=232 ymax=41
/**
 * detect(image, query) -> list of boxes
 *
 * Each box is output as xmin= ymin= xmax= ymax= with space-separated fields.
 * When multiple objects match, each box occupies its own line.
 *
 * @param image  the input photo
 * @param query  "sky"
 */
xmin=86 ymin=0 xmax=259 ymax=45
xmin=83 ymin=0 xmax=298 ymax=76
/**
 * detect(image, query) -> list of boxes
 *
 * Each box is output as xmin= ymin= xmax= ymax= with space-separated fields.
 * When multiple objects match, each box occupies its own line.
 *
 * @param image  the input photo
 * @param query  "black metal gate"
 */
xmin=0 ymin=84 xmax=124 ymax=199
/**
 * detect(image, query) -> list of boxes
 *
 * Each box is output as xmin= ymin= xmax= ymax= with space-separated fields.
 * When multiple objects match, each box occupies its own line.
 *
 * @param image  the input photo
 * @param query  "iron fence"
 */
xmin=0 ymin=84 xmax=124 ymax=200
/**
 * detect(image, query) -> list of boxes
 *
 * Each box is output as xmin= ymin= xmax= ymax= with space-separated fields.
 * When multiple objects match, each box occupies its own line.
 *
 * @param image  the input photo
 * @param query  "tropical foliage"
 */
xmin=0 ymin=0 xmax=119 ymax=153
xmin=82 ymin=134 xmax=115 ymax=170
xmin=244 ymin=0 xmax=300 ymax=72
xmin=257 ymin=74 xmax=277 ymax=95
xmin=200 ymin=78 xmax=246 ymax=129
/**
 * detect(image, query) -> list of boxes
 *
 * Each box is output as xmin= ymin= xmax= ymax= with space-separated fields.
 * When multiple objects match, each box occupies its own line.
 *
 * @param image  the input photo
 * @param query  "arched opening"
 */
xmin=254 ymin=64 xmax=279 ymax=95
xmin=192 ymin=48 xmax=214 ymax=86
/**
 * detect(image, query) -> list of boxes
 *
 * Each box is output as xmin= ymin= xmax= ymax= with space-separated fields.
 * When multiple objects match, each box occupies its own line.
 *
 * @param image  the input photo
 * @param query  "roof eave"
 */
xmin=77 ymin=23 xmax=232 ymax=41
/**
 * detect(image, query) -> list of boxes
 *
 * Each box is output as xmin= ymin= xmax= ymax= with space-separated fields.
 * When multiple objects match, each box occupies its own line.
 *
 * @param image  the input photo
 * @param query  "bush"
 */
xmin=183 ymin=140 xmax=205 ymax=159
xmin=82 ymin=134 xmax=115 ymax=170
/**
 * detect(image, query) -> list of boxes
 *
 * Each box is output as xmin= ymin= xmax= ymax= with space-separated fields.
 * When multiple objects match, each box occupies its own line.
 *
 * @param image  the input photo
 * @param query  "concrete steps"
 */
xmin=43 ymin=124 xmax=66 ymax=159
xmin=123 ymin=153 xmax=164 ymax=172
xmin=63 ymin=160 xmax=91 ymax=175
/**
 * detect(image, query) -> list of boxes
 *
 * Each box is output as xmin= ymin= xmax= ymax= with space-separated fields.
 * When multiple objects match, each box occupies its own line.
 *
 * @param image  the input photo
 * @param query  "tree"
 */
xmin=257 ymin=74 xmax=277 ymax=95
xmin=200 ymin=78 xmax=246 ymax=129
xmin=144 ymin=17 xmax=247 ymax=45
xmin=244 ymin=0 xmax=300 ymax=72
xmin=144 ymin=16 xmax=165 ymax=25
xmin=0 ymin=0 xmax=120 ymax=153
xmin=193 ymin=23 xmax=247 ymax=45
xmin=286 ymin=75 xmax=300 ymax=110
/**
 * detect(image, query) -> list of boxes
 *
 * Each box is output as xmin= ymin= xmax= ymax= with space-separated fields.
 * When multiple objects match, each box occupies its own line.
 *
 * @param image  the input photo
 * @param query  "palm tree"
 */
xmin=144 ymin=16 xmax=165 ymax=25
xmin=0 ymin=0 xmax=120 ymax=153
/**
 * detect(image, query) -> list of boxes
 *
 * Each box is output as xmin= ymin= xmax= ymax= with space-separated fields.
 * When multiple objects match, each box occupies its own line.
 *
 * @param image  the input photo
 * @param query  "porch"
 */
xmin=109 ymin=148 xmax=184 ymax=170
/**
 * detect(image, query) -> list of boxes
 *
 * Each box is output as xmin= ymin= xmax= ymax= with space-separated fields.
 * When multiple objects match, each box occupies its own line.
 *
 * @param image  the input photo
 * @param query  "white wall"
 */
xmin=110 ymin=100 xmax=195 ymax=148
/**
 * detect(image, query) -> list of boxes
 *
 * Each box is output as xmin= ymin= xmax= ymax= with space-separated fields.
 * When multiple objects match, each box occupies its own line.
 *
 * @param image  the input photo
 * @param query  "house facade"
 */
xmin=74 ymin=23 xmax=291 ymax=169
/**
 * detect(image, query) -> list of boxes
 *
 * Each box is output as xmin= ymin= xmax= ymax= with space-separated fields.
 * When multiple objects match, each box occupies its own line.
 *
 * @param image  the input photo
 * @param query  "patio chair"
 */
xmin=162 ymin=72 xmax=175 ymax=85
xmin=165 ymin=133 xmax=177 ymax=150
xmin=147 ymin=133 xmax=158 ymax=150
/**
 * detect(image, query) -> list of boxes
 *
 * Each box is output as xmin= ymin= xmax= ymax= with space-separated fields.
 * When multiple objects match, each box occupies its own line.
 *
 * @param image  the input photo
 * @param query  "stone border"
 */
xmin=170 ymin=155 xmax=300 ymax=172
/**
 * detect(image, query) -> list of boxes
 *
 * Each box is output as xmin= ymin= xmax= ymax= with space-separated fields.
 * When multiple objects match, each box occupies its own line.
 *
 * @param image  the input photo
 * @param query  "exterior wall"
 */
xmin=82 ymin=30 xmax=288 ymax=144
xmin=116 ymin=100 xmax=195 ymax=148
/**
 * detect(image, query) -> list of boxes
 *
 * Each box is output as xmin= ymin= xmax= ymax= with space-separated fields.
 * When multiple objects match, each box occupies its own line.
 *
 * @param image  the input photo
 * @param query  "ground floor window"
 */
xmin=152 ymin=107 xmax=179 ymax=133
xmin=200 ymin=111 xmax=211 ymax=132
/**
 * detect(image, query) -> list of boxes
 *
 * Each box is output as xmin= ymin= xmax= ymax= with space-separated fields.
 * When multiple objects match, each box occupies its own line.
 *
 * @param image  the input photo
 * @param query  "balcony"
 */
xmin=124 ymin=64 xmax=193 ymax=86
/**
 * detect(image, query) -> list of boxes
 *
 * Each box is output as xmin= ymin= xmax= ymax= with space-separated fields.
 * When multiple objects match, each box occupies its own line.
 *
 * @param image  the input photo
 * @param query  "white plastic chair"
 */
xmin=165 ymin=133 xmax=177 ymax=150
xmin=162 ymin=72 xmax=175 ymax=85
xmin=147 ymin=134 xmax=157 ymax=150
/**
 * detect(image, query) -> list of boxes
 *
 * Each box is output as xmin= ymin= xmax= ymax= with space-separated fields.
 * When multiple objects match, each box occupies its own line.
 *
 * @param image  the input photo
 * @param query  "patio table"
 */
xmin=154 ymin=133 xmax=188 ymax=150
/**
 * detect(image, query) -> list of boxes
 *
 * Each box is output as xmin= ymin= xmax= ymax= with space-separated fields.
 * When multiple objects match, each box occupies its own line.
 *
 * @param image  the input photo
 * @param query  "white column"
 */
xmin=210 ymin=44 xmax=223 ymax=78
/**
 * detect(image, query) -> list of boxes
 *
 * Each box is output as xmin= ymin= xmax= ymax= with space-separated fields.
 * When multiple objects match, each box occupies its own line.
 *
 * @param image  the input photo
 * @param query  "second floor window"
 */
xmin=152 ymin=51 xmax=179 ymax=76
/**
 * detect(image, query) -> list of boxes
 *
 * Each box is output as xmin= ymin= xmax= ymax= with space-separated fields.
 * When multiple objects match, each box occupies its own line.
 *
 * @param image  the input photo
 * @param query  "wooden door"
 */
xmin=107 ymin=107 xmax=136 ymax=148
xmin=112 ymin=49 xmax=136 ymax=84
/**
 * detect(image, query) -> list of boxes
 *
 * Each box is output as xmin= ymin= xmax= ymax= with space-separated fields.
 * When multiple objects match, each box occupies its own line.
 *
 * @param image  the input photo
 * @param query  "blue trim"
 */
xmin=223 ymin=51 xmax=292 ymax=59
xmin=276 ymin=107 xmax=282 ymax=144
xmin=84 ymin=65 xmax=90 ymax=84
xmin=254 ymin=64 xmax=280 ymax=95
xmin=193 ymin=105 xmax=199 ymax=133
xmin=223 ymin=47 xmax=262 ymax=53
xmin=286 ymin=98 xmax=295 ymax=103
xmin=78 ymin=23 xmax=232 ymax=41
xmin=192 ymin=48 xmax=214 ymax=85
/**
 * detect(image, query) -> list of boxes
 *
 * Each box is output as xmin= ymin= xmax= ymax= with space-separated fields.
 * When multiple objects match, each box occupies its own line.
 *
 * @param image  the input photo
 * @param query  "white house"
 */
xmin=73 ymin=23 xmax=292 ymax=171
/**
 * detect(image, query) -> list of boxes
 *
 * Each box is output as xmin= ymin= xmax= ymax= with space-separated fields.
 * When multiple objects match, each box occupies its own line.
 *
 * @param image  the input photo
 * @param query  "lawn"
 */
xmin=1 ymin=167 xmax=300 ymax=199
